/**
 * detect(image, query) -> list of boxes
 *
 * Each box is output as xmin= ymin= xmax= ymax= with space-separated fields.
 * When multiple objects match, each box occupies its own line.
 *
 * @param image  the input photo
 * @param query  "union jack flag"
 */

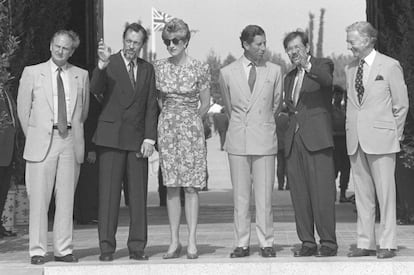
xmin=152 ymin=7 xmax=174 ymax=32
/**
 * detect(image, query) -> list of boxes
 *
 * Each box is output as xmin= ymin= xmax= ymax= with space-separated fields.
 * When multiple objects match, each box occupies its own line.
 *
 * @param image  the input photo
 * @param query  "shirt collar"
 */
xmin=362 ymin=49 xmax=376 ymax=66
xmin=50 ymin=59 xmax=68 ymax=72
xmin=121 ymin=50 xmax=137 ymax=67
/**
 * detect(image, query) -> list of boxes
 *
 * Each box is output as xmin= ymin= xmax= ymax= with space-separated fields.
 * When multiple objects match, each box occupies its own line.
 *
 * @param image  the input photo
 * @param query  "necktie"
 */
xmin=292 ymin=68 xmax=304 ymax=106
xmin=128 ymin=61 xmax=136 ymax=88
xmin=248 ymin=62 xmax=256 ymax=92
xmin=355 ymin=59 xmax=365 ymax=104
xmin=57 ymin=67 xmax=68 ymax=137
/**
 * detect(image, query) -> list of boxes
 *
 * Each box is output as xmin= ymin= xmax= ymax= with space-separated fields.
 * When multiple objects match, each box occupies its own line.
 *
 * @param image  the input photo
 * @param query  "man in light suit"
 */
xmin=219 ymin=25 xmax=282 ymax=258
xmin=345 ymin=21 xmax=408 ymax=259
xmin=91 ymin=23 xmax=158 ymax=262
xmin=283 ymin=31 xmax=337 ymax=257
xmin=17 ymin=30 xmax=89 ymax=265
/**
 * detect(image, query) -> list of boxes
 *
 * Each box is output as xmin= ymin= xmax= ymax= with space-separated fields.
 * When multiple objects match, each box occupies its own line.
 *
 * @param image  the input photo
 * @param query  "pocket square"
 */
xmin=375 ymin=75 xmax=384 ymax=81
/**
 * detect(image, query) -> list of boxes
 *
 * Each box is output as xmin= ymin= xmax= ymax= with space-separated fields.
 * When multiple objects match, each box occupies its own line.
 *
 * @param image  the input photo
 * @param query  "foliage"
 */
xmin=372 ymin=0 xmax=414 ymax=168
xmin=8 ymin=0 xmax=71 ymax=97
xmin=205 ymin=50 xmax=222 ymax=104
xmin=330 ymin=53 xmax=353 ymax=89
xmin=0 ymin=0 xmax=19 ymax=92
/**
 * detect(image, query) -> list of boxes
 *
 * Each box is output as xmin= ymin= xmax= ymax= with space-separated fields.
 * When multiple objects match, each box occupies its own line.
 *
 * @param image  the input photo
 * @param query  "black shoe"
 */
xmin=129 ymin=251 xmax=149 ymax=261
xmin=31 ymin=255 xmax=45 ymax=265
xmin=260 ymin=247 xmax=276 ymax=257
xmin=99 ymin=253 xmax=113 ymax=262
xmin=293 ymin=246 xmax=317 ymax=257
xmin=377 ymin=249 xmax=396 ymax=259
xmin=2 ymin=230 xmax=17 ymax=237
xmin=54 ymin=254 xmax=78 ymax=262
xmin=315 ymin=246 xmax=337 ymax=257
xmin=339 ymin=196 xmax=351 ymax=203
xmin=230 ymin=247 xmax=250 ymax=258
xmin=347 ymin=248 xmax=375 ymax=257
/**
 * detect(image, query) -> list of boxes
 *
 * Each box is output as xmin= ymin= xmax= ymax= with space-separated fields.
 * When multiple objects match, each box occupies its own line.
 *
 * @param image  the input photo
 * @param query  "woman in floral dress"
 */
xmin=154 ymin=18 xmax=210 ymax=259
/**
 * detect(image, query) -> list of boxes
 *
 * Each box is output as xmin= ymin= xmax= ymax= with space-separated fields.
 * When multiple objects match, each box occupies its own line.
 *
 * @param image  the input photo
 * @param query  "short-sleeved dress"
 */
xmin=154 ymin=58 xmax=210 ymax=188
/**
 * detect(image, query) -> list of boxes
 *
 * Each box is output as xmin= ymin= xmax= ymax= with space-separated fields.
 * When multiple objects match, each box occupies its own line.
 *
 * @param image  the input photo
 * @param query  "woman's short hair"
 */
xmin=161 ymin=18 xmax=191 ymax=43
xmin=239 ymin=25 xmax=265 ymax=49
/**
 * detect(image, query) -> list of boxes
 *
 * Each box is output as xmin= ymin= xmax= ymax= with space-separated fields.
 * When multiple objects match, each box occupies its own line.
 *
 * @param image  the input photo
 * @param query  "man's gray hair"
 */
xmin=346 ymin=21 xmax=378 ymax=46
xmin=51 ymin=29 xmax=80 ymax=50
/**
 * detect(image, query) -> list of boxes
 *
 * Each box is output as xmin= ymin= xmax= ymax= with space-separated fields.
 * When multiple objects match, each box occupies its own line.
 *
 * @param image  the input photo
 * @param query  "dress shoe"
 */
xmin=293 ymin=246 xmax=317 ymax=257
xmin=347 ymin=248 xmax=375 ymax=257
xmin=129 ymin=251 xmax=149 ymax=261
xmin=2 ymin=230 xmax=17 ymax=237
xmin=260 ymin=247 xmax=276 ymax=257
xmin=315 ymin=246 xmax=337 ymax=257
xmin=54 ymin=254 xmax=78 ymax=263
xmin=162 ymin=243 xmax=182 ymax=259
xmin=187 ymin=251 xmax=199 ymax=259
xmin=377 ymin=249 xmax=396 ymax=259
xmin=230 ymin=247 xmax=250 ymax=258
xmin=99 ymin=253 xmax=113 ymax=262
xmin=31 ymin=255 xmax=45 ymax=265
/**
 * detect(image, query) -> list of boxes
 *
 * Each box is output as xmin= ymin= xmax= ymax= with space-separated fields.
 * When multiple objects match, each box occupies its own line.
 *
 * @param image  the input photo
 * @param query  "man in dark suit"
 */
xmin=283 ymin=30 xmax=337 ymax=257
xmin=0 ymin=89 xmax=18 ymax=238
xmin=90 ymin=23 xmax=158 ymax=262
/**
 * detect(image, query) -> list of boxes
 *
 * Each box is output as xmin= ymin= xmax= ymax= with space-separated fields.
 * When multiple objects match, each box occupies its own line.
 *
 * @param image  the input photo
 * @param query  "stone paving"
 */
xmin=0 ymin=134 xmax=414 ymax=275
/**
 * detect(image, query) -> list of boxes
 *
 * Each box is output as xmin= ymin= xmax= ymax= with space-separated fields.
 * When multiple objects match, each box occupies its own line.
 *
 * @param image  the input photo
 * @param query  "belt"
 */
xmin=53 ymin=125 xmax=72 ymax=130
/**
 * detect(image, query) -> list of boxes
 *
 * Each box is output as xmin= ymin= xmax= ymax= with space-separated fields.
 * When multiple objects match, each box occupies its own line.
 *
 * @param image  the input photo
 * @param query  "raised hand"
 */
xmin=97 ymin=39 xmax=112 ymax=62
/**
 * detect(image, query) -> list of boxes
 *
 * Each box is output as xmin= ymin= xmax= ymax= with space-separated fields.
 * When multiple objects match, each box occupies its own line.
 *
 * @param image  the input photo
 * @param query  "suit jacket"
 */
xmin=345 ymin=52 xmax=409 ymax=155
xmin=0 ymin=90 xmax=17 ymax=166
xmin=84 ymin=93 xmax=102 ymax=154
xmin=90 ymin=52 xmax=158 ymax=151
xmin=17 ymin=60 xmax=90 ymax=163
xmin=219 ymin=57 xmax=282 ymax=155
xmin=284 ymin=57 xmax=334 ymax=156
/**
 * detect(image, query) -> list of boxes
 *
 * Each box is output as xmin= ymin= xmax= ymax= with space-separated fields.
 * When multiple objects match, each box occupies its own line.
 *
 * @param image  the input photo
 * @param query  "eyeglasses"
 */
xmin=162 ymin=38 xmax=182 ymax=47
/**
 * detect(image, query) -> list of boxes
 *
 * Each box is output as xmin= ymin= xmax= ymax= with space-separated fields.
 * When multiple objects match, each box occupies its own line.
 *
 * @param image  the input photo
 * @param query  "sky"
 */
xmin=103 ymin=0 xmax=366 ymax=62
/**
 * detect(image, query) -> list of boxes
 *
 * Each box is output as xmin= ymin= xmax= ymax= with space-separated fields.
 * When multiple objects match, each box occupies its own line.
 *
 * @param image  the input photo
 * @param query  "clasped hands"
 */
xmin=138 ymin=141 xmax=154 ymax=158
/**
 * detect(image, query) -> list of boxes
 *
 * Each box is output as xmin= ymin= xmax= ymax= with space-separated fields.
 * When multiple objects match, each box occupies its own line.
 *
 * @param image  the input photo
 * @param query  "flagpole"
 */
xmin=151 ymin=7 xmax=156 ymax=61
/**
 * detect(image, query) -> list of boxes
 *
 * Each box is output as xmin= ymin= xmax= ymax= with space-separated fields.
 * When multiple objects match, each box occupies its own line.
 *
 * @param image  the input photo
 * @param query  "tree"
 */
xmin=9 ymin=0 xmax=72 ymax=97
xmin=222 ymin=53 xmax=236 ymax=67
xmin=205 ymin=50 xmax=222 ymax=104
xmin=307 ymin=12 xmax=315 ymax=55
xmin=316 ymin=8 xmax=325 ymax=58
xmin=330 ymin=53 xmax=353 ymax=89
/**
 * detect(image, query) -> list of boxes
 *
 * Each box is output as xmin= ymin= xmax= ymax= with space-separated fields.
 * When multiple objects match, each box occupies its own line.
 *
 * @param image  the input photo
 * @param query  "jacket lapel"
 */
xmin=247 ymin=62 xmax=269 ymax=111
xmin=232 ymin=58 xmax=252 ymax=100
xmin=284 ymin=69 xmax=296 ymax=106
xmin=41 ymin=61 xmax=54 ymax=112
xmin=67 ymin=64 xmax=79 ymax=120
xmin=363 ymin=53 xmax=382 ymax=105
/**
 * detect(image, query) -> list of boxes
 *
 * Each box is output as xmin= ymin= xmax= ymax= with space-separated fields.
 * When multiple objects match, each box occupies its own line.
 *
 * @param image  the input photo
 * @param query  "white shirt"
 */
xmin=241 ymin=55 xmax=255 ymax=80
xmin=50 ymin=60 xmax=71 ymax=125
xmin=121 ymin=50 xmax=137 ymax=82
xmin=360 ymin=49 xmax=377 ymax=86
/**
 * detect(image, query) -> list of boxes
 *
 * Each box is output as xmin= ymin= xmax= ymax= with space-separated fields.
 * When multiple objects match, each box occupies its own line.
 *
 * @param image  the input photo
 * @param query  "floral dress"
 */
xmin=154 ymin=58 xmax=210 ymax=188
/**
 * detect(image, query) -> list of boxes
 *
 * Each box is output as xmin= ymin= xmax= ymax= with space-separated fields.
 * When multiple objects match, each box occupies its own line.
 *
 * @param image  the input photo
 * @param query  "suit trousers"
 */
xmin=350 ymin=145 xmax=397 ymax=249
xmin=287 ymin=133 xmax=337 ymax=249
xmin=26 ymin=130 xmax=79 ymax=257
xmin=98 ymin=147 xmax=148 ymax=254
xmin=228 ymin=154 xmax=275 ymax=248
